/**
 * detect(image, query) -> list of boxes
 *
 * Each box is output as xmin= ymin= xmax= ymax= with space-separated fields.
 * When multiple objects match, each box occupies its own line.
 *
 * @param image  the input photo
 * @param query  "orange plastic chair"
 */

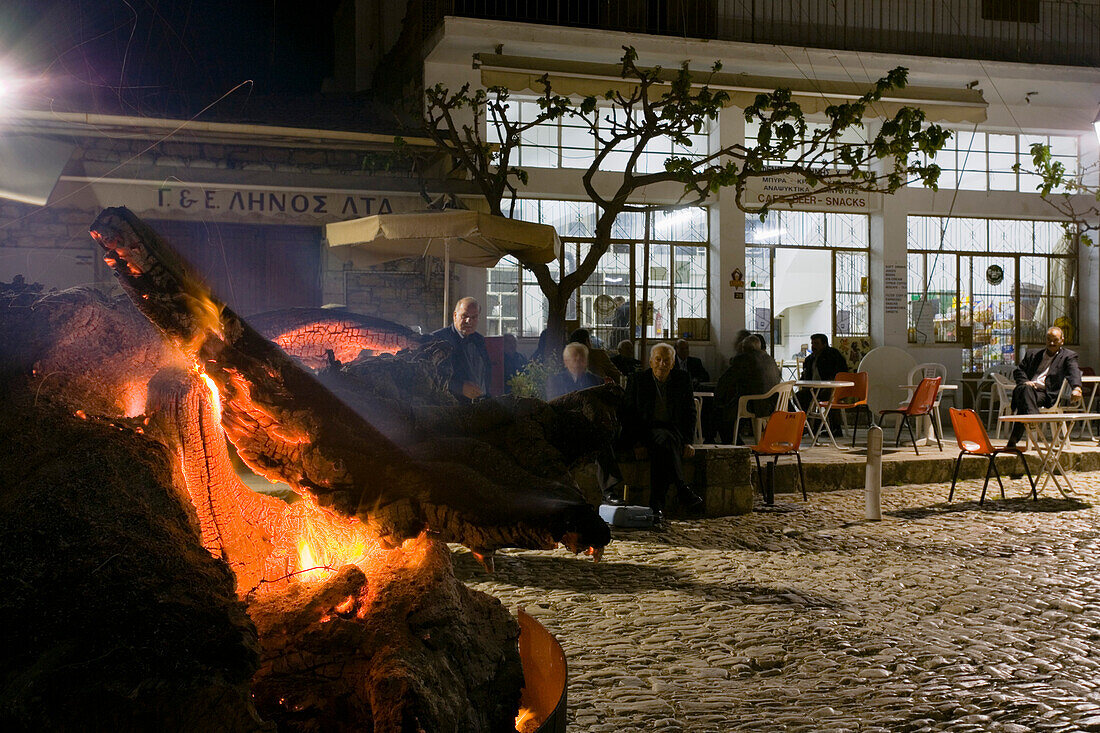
xmin=878 ymin=376 xmax=942 ymax=455
xmin=948 ymin=408 xmax=1036 ymax=505
xmin=821 ymin=371 xmax=874 ymax=448
xmin=749 ymin=411 xmax=808 ymax=501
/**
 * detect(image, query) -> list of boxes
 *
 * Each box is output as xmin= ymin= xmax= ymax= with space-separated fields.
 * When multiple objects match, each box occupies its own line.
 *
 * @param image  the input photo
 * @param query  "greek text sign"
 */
xmin=742 ymin=171 xmax=878 ymax=213
xmin=52 ymin=177 xmax=422 ymax=223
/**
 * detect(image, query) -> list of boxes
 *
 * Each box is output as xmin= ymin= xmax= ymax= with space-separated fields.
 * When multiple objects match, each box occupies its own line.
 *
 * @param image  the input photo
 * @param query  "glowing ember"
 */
xmin=198 ymin=372 xmax=221 ymax=422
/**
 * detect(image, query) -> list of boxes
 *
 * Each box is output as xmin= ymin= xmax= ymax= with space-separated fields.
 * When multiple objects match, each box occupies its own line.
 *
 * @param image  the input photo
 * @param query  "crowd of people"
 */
xmin=425 ymin=298 xmax=1087 ymax=526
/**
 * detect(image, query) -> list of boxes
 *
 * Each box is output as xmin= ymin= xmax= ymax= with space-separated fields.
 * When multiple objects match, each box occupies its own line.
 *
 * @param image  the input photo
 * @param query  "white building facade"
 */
xmin=418 ymin=12 xmax=1100 ymax=385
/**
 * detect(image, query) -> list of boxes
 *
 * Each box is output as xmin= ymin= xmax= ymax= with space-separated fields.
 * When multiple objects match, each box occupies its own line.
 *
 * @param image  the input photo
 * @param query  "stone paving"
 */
xmin=454 ymin=471 xmax=1100 ymax=732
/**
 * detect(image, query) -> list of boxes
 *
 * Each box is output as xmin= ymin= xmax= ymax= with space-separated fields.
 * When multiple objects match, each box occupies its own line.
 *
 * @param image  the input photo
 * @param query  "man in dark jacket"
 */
xmin=713 ymin=335 xmax=781 ymax=444
xmin=547 ymin=342 xmax=623 ymax=504
xmin=1006 ymin=326 xmax=1083 ymax=447
xmin=623 ymin=343 xmax=703 ymax=523
xmin=675 ymin=339 xmax=710 ymax=388
xmin=429 ymin=297 xmax=492 ymax=401
xmin=796 ymin=333 xmax=848 ymax=434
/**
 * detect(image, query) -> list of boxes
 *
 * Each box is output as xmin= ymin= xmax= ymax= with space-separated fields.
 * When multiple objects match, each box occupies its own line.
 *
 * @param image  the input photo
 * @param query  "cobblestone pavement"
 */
xmin=455 ymin=472 xmax=1100 ymax=732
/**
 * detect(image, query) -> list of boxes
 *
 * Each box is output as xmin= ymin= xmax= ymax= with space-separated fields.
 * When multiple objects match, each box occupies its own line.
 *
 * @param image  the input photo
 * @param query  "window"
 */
xmin=914 ymin=131 xmax=1084 ymax=192
xmin=484 ymin=201 xmax=710 ymax=343
xmin=907 ymin=215 xmax=1077 ymax=373
xmin=489 ymin=98 xmax=710 ymax=172
xmin=744 ymin=121 xmax=870 ymax=173
xmin=745 ymin=211 xmax=870 ymax=354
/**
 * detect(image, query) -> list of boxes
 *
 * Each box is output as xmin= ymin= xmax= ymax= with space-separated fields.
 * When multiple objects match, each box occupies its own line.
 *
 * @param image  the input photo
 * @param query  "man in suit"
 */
xmin=796 ymin=333 xmax=848 ymax=434
xmin=623 ymin=343 xmax=704 ymax=523
xmin=429 ymin=297 xmax=492 ymax=401
xmin=547 ymin=343 xmax=623 ymax=504
xmin=569 ymin=328 xmax=622 ymax=383
xmin=675 ymin=339 xmax=710 ymax=388
xmin=1006 ymin=326 xmax=1083 ymax=448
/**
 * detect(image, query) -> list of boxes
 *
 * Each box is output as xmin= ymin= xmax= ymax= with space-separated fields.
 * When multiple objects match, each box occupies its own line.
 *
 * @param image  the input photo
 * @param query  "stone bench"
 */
xmin=574 ymin=444 xmax=755 ymax=518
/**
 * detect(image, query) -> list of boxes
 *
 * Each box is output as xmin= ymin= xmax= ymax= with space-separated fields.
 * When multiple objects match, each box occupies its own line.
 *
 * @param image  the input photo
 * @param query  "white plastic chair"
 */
xmin=734 ymin=381 xmax=795 ymax=445
xmin=983 ymin=364 xmax=1017 ymax=430
xmin=904 ymin=363 xmax=949 ymax=442
xmin=990 ymin=372 xmax=1016 ymax=438
xmin=1039 ymin=380 xmax=1085 ymax=414
xmin=693 ymin=396 xmax=704 ymax=444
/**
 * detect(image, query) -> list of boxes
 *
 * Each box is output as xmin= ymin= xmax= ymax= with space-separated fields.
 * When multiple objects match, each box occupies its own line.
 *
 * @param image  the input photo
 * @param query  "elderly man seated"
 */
xmin=1006 ymin=326 xmax=1083 ymax=448
xmin=622 ymin=343 xmax=704 ymax=524
xmin=713 ymin=333 xmax=781 ymax=444
xmin=547 ymin=342 xmax=624 ymax=504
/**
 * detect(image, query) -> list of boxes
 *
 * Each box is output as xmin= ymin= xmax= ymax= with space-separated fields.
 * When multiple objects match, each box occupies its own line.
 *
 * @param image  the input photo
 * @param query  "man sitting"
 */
xmin=1006 ymin=326 xmax=1083 ymax=448
xmin=611 ymin=339 xmax=642 ymax=377
xmin=675 ymin=339 xmax=710 ymax=388
xmin=796 ymin=333 xmax=848 ymax=435
xmin=547 ymin=342 xmax=624 ymax=504
xmin=546 ymin=342 xmax=603 ymax=399
xmin=622 ymin=343 xmax=704 ymax=524
xmin=713 ymin=334 xmax=781 ymax=444
xmin=429 ymin=297 xmax=491 ymax=401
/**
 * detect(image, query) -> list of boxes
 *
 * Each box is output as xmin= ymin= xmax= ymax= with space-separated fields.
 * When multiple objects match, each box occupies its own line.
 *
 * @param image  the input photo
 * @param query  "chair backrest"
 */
xmin=908 ymin=362 xmax=948 ymax=384
xmin=949 ymin=407 xmax=994 ymax=455
xmin=757 ymin=410 xmax=807 ymax=453
xmin=829 ymin=371 xmax=868 ymax=406
xmin=905 ymin=376 xmax=942 ymax=415
xmin=990 ymin=372 xmax=1015 ymax=399
xmin=988 ymin=364 xmax=1016 ymax=378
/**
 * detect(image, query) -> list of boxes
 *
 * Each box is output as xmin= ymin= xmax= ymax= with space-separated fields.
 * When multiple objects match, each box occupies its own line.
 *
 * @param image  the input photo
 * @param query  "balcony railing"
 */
xmin=428 ymin=0 xmax=1100 ymax=68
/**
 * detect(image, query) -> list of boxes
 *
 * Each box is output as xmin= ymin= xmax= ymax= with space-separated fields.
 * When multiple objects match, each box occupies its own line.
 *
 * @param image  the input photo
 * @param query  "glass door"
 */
xmin=962 ymin=255 xmax=1017 ymax=373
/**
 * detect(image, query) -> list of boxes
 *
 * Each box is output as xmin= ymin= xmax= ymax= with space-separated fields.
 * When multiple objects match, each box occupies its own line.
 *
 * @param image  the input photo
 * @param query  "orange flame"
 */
xmin=199 ymin=372 xmax=221 ymax=422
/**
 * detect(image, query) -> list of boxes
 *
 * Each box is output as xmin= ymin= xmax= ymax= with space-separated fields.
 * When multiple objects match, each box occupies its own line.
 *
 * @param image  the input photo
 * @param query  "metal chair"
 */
xmin=733 ymin=380 xmax=796 ymax=445
xmin=749 ymin=410 xmax=808 ymax=501
xmin=905 ymin=362 xmax=949 ymax=441
xmin=821 ymin=371 xmax=874 ymax=448
xmin=948 ymin=408 xmax=1036 ymax=505
xmin=879 ymin=376 xmax=943 ymax=455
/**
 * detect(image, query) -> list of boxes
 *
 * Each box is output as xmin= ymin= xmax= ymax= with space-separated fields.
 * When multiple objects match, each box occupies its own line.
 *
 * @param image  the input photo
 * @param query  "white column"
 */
xmin=712 ymin=107 xmax=747 ymax=366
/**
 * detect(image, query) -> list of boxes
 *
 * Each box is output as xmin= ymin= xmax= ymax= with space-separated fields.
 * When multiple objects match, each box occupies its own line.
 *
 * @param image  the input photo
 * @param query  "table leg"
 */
xmin=1031 ymin=420 xmax=1074 ymax=497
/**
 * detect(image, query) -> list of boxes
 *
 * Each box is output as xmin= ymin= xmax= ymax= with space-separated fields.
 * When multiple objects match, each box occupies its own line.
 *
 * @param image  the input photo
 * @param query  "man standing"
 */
xmin=429 ymin=297 xmax=492 ymax=401
xmin=675 ymin=339 xmax=710 ymax=388
xmin=1006 ymin=326 xmax=1083 ymax=448
xmin=623 ymin=343 xmax=704 ymax=524
xmin=796 ymin=333 xmax=848 ymax=434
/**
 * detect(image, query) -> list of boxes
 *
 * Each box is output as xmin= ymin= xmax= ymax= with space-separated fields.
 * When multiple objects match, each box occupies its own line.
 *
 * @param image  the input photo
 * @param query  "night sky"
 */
xmin=1 ymin=0 xmax=342 ymax=116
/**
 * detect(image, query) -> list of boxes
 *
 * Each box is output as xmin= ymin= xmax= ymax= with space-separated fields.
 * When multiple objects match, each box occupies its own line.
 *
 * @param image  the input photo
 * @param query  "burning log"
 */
xmin=145 ymin=367 xmax=524 ymax=731
xmin=248 ymin=307 xmax=423 ymax=369
xmin=89 ymin=207 xmax=610 ymax=560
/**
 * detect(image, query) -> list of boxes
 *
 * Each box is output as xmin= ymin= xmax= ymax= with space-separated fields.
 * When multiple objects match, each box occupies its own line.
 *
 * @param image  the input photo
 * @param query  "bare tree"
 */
xmin=422 ymin=46 xmax=950 ymax=353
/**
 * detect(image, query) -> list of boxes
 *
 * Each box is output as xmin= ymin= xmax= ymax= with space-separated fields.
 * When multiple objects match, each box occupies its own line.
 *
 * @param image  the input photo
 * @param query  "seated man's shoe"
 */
xmin=602 ymin=490 xmax=625 ymax=506
xmin=679 ymin=485 xmax=705 ymax=513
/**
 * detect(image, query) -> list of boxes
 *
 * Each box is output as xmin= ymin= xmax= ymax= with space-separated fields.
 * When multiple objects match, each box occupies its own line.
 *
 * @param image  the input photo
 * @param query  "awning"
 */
xmin=0 ymin=129 xmax=77 ymax=206
xmin=475 ymin=54 xmax=987 ymax=124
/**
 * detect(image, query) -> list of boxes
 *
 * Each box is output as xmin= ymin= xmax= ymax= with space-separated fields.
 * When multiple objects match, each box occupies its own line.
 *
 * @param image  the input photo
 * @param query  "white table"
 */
xmin=999 ymin=413 xmax=1100 ymax=496
xmin=794 ymin=379 xmax=855 ymax=449
xmin=1080 ymin=376 xmax=1100 ymax=440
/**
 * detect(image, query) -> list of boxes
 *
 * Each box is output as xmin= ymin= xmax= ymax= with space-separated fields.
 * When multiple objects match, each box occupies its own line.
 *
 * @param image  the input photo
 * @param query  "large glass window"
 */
xmin=484 ymin=201 xmax=710 ymax=343
xmin=913 ymin=131 xmax=1085 ymax=192
xmin=907 ymin=216 xmax=1078 ymax=373
xmin=489 ymin=98 xmax=711 ymax=171
xmin=745 ymin=211 xmax=870 ymax=356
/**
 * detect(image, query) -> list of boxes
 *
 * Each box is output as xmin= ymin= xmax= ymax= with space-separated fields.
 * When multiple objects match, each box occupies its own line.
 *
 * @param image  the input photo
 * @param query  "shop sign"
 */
xmin=52 ymin=177 xmax=423 ymax=223
xmin=741 ymin=171 xmax=879 ymax=213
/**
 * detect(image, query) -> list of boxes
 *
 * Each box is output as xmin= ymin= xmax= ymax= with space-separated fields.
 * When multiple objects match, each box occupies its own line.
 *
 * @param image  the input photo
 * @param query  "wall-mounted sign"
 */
xmin=986 ymin=264 xmax=1004 ymax=286
xmin=51 ymin=177 xmax=423 ymax=224
xmin=741 ymin=171 xmax=879 ymax=213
